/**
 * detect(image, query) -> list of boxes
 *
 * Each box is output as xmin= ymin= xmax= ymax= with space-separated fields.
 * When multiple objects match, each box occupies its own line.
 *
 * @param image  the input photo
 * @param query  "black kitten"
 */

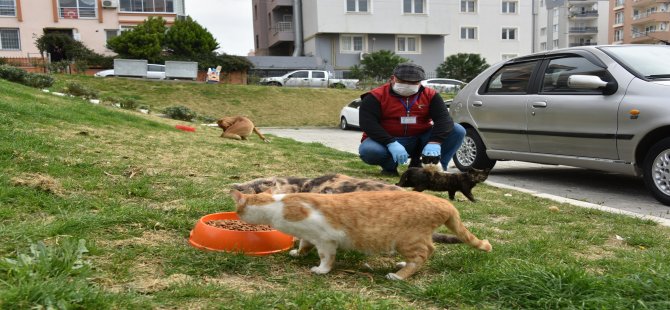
xmin=396 ymin=167 xmax=490 ymax=202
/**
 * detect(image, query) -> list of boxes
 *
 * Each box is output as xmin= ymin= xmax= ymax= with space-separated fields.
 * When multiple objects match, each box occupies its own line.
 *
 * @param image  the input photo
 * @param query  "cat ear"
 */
xmin=229 ymin=190 xmax=246 ymax=205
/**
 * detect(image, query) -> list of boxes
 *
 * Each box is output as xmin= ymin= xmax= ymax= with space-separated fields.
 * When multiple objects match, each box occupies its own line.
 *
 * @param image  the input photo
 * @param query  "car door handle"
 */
xmin=532 ymin=101 xmax=547 ymax=108
xmin=472 ymin=101 xmax=483 ymax=107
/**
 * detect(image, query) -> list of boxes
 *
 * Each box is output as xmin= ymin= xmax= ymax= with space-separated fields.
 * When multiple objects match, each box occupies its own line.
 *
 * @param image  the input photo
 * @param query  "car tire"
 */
xmin=454 ymin=128 xmax=496 ymax=171
xmin=642 ymin=138 xmax=670 ymax=206
xmin=340 ymin=117 xmax=350 ymax=130
xmin=268 ymin=82 xmax=282 ymax=87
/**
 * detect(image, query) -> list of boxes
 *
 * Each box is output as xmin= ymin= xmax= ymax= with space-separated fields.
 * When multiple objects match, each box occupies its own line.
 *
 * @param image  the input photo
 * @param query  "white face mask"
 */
xmin=392 ymin=82 xmax=420 ymax=97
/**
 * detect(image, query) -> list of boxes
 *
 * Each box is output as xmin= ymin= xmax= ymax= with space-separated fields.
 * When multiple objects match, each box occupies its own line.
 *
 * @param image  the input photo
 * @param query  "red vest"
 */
xmin=362 ymin=83 xmax=436 ymax=140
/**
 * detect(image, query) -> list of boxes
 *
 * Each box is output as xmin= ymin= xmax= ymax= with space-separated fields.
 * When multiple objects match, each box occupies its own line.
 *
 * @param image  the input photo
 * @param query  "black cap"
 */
xmin=392 ymin=62 xmax=425 ymax=82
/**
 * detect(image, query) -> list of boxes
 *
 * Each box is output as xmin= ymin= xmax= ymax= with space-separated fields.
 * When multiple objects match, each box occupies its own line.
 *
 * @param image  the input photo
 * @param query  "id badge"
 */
xmin=400 ymin=116 xmax=417 ymax=124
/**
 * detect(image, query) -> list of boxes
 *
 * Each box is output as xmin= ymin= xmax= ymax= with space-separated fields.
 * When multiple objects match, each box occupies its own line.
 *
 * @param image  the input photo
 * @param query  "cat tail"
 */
xmin=431 ymin=233 xmax=463 ymax=244
xmin=444 ymin=212 xmax=492 ymax=252
xmin=253 ymin=127 xmax=270 ymax=143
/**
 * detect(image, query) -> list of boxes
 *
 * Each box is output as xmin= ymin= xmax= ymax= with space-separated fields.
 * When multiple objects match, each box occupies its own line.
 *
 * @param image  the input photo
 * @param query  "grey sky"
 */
xmin=184 ymin=0 xmax=255 ymax=56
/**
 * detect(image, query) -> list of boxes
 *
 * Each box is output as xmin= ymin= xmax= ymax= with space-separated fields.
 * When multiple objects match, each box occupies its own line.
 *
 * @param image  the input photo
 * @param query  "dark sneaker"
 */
xmin=380 ymin=169 xmax=399 ymax=177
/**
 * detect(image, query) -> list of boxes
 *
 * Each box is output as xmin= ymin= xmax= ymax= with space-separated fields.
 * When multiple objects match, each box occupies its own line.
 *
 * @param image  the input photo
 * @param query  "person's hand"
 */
xmin=422 ymin=143 xmax=441 ymax=157
xmin=387 ymin=141 xmax=409 ymax=164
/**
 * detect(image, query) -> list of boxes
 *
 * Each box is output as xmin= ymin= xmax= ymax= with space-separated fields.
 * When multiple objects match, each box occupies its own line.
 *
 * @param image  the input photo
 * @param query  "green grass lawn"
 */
xmin=1 ymin=76 xmax=669 ymax=309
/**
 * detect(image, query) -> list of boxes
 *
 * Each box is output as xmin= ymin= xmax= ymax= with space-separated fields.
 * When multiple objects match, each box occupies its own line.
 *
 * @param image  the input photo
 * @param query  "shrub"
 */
xmin=0 ymin=64 xmax=27 ymax=83
xmin=164 ymin=105 xmax=197 ymax=121
xmin=118 ymin=97 xmax=139 ymax=110
xmin=23 ymin=73 xmax=55 ymax=88
xmin=63 ymin=81 xmax=98 ymax=99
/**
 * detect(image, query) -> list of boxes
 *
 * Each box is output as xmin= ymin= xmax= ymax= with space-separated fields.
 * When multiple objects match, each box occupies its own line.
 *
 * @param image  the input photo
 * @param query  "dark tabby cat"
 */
xmin=233 ymin=174 xmax=463 ymax=244
xmin=396 ymin=167 xmax=490 ymax=202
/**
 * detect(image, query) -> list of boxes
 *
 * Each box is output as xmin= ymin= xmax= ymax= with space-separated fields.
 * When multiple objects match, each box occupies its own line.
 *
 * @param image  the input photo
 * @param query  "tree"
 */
xmin=436 ymin=53 xmax=490 ymax=82
xmin=164 ymin=16 xmax=219 ymax=60
xmin=35 ymin=33 xmax=93 ymax=62
xmin=107 ymin=16 xmax=167 ymax=63
xmin=359 ymin=50 xmax=409 ymax=82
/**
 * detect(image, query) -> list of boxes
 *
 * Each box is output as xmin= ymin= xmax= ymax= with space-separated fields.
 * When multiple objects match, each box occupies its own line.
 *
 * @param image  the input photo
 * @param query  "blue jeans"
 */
xmin=358 ymin=124 xmax=465 ymax=172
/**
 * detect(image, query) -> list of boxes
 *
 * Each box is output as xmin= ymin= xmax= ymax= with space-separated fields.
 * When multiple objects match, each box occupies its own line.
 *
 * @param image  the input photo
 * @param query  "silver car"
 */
xmin=450 ymin=45 xmax=670 ymax=206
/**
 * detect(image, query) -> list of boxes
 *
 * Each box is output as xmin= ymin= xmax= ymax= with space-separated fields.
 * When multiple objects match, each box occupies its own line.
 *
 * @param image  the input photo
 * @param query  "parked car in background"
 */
xmin=260 ymin=70 xmax=359 ymax=89
xmin=421 ymin=78 xmax=465 ymax=93
xmin=94 ymin=64 xmax=166 ymax=79
xmin=450 ymin=44 xmax=670 ymax=205
xmin=339 ymin=97 xmax=452 ymax=131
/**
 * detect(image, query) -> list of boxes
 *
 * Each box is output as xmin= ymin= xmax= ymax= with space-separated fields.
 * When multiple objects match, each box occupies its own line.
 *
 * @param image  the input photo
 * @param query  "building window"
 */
xmin=460 ymin=27 xmax=477 ymax=39
xmin=540 ymin=42 xmax=547 ymax=50
xmin=105 ymin=29 xmax=119 ymax=42
xmin=396 ymin=35 xmax=420 ymax=53
xmin=461 ymin=0 xmax=476 ymax=13
xmin=119 ymin=0 xmax=175 ymax=13
xmin=553 ymin=39 xmax=559 ymax=49
xmin=614 ymin=29 xmax=623 ymax=41
xmin=502 ymin=1 xmax=517 ymax=14
xmin=346 ymin=0 xmax=368 ymax=12
xmin=614 ymin=12 xmax=623 ymax=24
xmin=0 ymin=28 xmax=20 ymax=50
xmin=254 ymin=5 xmax=257 ymax=20
xmin=502 ymin=28 xmax=517 ymax=40
xmin=59 ymin=0 xmax=97 ymax=19
xmin=615 ymin=0 xmax=624 ymax=6
xmin=0 ymin=0 xmax=16 ymax=16
xmin=540 ymin=27 xmax=546 ymax=36
xmin=553 ymin=24 xmax=558 ymax=32
xmin=403 ymin=0 xmax=425 ymax=14
xmin=340 ymin=34 xmax=366 ymax=52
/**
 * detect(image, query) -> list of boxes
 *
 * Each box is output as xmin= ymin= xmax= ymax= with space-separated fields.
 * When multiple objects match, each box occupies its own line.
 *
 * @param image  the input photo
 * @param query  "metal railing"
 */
xmin=569 ymin=10 xmax=598 ymax=18
xmin=59 ymin=7 xmax=97 ymax=19
xmin=569 ymin=27 xmax=598 ymax=33
xmin=273 ymin=21 xmax=292 ymax=34
xmin=569 ymin=42 xmax=598 ymax=47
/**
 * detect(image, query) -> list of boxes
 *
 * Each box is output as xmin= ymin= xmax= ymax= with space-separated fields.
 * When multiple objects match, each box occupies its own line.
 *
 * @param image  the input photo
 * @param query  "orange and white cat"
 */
xmin=229 ymin=190 xmax=492 ymax=280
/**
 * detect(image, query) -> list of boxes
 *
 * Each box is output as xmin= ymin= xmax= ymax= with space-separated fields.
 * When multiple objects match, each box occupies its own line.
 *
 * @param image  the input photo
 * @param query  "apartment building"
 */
xmin=534 ymin=0 xmax=610 ymax=52
xmin=444 ymin=0 xmax=533 ymax=65
xmin=252 ymin=0 xmax=450 ymax=74
xmin=610 ymin=0 xmax=670 ymax=44
xmin=0 ymin=0 xmax=185 ymax=58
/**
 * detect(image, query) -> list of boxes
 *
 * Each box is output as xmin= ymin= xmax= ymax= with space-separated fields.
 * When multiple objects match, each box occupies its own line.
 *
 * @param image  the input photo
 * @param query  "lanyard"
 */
xmin=397 ymin=94 xmax=420 ymax=116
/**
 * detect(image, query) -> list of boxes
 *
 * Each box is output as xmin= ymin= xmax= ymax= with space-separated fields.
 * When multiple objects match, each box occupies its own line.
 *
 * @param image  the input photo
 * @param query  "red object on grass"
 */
xmin=175 ymin=124 xmax=196 ymax=132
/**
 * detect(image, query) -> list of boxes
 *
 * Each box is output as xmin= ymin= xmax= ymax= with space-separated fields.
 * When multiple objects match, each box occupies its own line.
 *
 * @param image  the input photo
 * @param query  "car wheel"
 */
xmin=642 ymin=138 xmax=670 ymax=206
xmin=268 ymin=82 xmax=282 ymax=86
xmin=454 ymin=128 xmax=496 ymax=171
xmin=340 ymin=117 xmax=349 ymax=130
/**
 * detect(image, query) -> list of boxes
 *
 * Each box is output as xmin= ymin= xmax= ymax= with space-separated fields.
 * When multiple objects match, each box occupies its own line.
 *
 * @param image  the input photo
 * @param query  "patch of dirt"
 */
xmin=10 ymin=173 xmax=65 ymax=196
xmin=99 ymin=230 xmax=183 ymax=248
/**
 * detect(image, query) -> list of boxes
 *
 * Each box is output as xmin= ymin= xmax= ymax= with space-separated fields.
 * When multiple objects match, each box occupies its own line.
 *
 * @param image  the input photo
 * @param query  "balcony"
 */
xmin=569 ymin=42 xmax=598 ymax=47
xmin=269 ymin=0 xmax=293 ymax=10
xmin=632 ymin=11 xmax=670 ymax=24
xmin=633 ymin=0 xmax=670 ymax=8
xmin=269 ymin=21 xmax=294 ymax=48
xmin=569 ymin=27 xmax=598 ymax=34
xmin=569 ymin=0 xmax=598 ymax=4
xmin=569 ymin=10 xmax=599 ymax=18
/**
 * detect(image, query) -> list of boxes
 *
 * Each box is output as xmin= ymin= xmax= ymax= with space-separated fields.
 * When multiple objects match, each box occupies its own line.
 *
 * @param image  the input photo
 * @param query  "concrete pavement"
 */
xmin=261 ymin=127 xmax=670 ymax=226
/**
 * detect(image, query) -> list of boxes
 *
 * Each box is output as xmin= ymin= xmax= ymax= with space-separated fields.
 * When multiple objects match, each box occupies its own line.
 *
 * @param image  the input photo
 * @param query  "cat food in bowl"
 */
xmin=189 ymin=212 xmax=294 ymax=256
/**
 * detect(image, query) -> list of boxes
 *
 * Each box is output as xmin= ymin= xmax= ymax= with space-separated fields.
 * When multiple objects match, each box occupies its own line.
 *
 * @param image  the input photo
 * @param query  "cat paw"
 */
xmin=310 ymin=266 xmax=331 ymax=274
xmin=479 ymin=240 xmax=492 ymax=252
xmin=289 ymin=249 xmax=300 ymax=257
xmin=385 ymin=273 xmax=403 ymax=281
xmin=395 ymin=262 xmax=407 ymax=268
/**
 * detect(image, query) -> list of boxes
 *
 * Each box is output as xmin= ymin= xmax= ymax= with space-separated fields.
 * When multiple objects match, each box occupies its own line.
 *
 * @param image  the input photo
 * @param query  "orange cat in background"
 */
xmin=230 ymin=190 xmax=492 ymax=280
xmin=216 ymin=116 xmax=270 ymax=143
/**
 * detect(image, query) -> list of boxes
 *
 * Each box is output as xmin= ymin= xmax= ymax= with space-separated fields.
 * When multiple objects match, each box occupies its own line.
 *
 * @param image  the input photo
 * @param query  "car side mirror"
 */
xmin=568 ymin=75 xmax=618 ymax=95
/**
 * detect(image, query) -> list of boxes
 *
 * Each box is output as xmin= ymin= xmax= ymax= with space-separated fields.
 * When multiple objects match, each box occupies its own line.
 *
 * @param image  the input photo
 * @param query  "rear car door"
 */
xmin=527 ymin=55 xmax=622 ymax=159
xmin=310 ymin=71 xmax=328 ymax=87
xmin=467 ymin=60 xmax=539 ymax=152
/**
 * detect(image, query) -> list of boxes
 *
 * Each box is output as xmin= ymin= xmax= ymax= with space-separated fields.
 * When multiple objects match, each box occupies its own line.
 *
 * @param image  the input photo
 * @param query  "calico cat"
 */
xmin=232 ymin=174 xmax=403 ymax=194
xmin=230 ymin=190 xmax=492 ymax=280
xmin=396 ymin=168 xmax=490 ymax=202
xmin=233 ymin=174 xmax=463 ymax=245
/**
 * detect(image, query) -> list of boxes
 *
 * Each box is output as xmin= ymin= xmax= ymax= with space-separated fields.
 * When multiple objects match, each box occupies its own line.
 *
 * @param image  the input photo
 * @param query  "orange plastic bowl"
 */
xmin=188 ymin=212 xmax=294 ymax=256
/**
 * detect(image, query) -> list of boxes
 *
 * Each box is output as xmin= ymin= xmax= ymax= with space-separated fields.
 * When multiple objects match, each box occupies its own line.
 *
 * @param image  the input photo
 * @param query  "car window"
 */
xmin=484 ymin=61 xmax=537 ymax=94
xmin=540 ymin=57 xmax=608 ymax=94
xmin=289 ymin=71 xmax=309 ymax=78
xmin=312 ymin=71 xmax=325 ymax=79
xmin=348 ymin=100 xmax=361 ymax=109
